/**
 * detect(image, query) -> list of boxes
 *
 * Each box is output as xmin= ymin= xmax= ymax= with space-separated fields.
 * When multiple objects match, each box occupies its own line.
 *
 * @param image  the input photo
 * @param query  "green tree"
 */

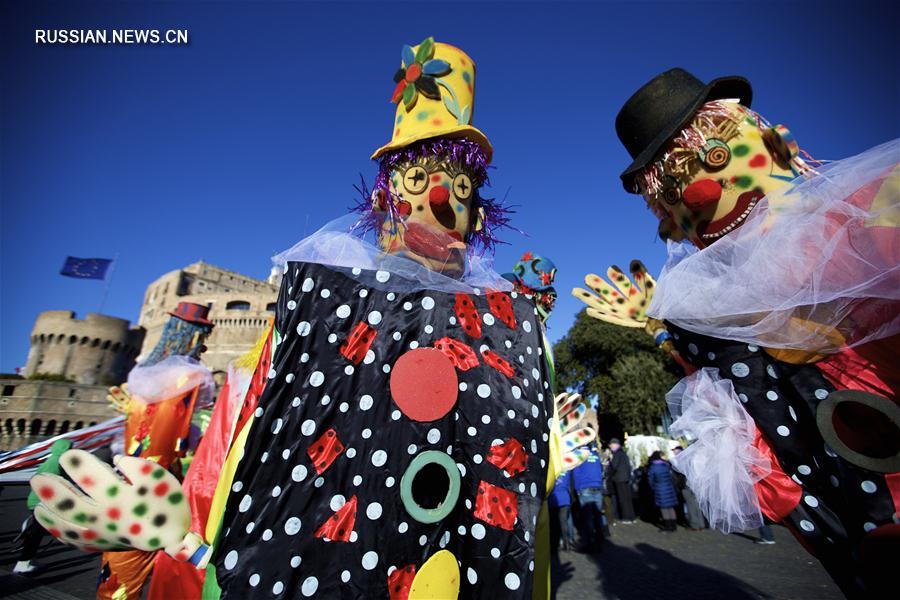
xmin=554 ymin=309 xmax=681 ymax=435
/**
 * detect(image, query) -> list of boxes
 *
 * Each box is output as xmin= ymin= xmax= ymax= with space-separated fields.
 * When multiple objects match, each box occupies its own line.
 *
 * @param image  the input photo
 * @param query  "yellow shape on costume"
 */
xmin=111 ymin=583 xmax=128 ymax=600
xmin=763 ymin=316 xmax=847 ymax=364
xmin=532 ymin=398 xmax=565 ymax=600
xmin=865 ymin=164 xmax=900 ymax=228
xmin=205 ymin=416 xmax=254 ymax=543
xmin=372 ymin=37 xmax=491 ymax=161
xmin=409 ymin=549 xmax=460 ymax=599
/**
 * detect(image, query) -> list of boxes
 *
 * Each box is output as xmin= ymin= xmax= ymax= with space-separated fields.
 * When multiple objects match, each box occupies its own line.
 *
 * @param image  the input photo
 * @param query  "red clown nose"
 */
xmin=429 ymin=185 xmax=450 ymax=205
xmin=682 ymin=179 xmax=722 ymax=211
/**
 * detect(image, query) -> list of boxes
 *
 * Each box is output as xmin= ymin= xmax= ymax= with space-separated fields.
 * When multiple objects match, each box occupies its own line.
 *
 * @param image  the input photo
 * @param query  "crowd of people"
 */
xmin=548 ymin=439 xmax=722 ymax=554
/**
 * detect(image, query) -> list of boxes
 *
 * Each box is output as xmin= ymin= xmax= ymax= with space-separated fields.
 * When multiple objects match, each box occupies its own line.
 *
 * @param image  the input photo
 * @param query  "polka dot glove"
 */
xmin=572 ymin=261 xmax=655 ymax=328
xmin=555 ymin=393 xmax=596 ymax=472
xmin=29 ymin=449 xmax=209 ymax=566
xmin=107 ymin=384 xmax=132 ymax=414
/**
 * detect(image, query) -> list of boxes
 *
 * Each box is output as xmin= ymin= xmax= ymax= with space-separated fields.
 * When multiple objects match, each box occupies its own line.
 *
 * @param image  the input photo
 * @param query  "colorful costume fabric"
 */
xmin=214 ymin=257 xmax=554 ymax=598
xmin=146 ymin=362 xmax=253 ymax=600
xmin=657 ymin=142 xmax=899 ymax=597
xmin=97 ymin=305 xmax=214 ymax=600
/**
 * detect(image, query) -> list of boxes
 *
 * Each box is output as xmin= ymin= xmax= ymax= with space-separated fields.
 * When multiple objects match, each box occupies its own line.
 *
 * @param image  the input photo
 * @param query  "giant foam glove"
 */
xmin=107 ymin=384 xmax=131 ymax=414
xmin=573 ymin=261 xmax=696 ymax=374
xmin=29 ymin=449 xmax=210 ymax=567
xmin=554 ymin=393 xmax=596 ymax=471
xmin=572 ymin=260 xmax=655 ymax=328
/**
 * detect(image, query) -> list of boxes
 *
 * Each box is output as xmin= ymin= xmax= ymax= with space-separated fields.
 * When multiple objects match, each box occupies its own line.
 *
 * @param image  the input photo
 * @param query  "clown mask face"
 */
xmin=641 ymin=103 xmax=798 ymax=248
xmin=376 ymin=156 xmax=481 ymax=278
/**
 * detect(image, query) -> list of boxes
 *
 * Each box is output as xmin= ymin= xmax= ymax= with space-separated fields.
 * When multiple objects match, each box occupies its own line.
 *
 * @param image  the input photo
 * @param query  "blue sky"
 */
xmin=2 ymin=0 xmax=898 ymax=372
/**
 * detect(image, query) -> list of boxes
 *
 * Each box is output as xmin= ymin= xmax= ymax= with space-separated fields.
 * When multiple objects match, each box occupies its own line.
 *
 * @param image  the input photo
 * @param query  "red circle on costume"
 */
xmin=48 ymin=528 xmax=61 ymax=538
xmin=130 ymin=523 xmax=141 ymax=535
xmin=682 ymin=179 xmax=722 ymax=210
xmin=83 ymin=530 xmax=98 ymax=540
xmin=390 ymin=348 xmax=458 ymax=422
xmin=429 ymin=186 xmax=450 ymax=205
xmin=108 ymin=508 xmax=121 ymax=520
xmin=141 ymin=464 xmax=153 ymax=475
xmin=39 ymin=486 xmax=54 ymax=500
xmin=154 ymin=482 xmax=170 ymax=497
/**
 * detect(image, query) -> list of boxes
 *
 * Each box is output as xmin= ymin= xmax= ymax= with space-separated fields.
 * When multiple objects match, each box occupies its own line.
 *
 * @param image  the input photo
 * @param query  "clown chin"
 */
xmin=699 ymin=190 xmax=765 ymax=243
xmin=401 ymin=221 xmax=467 ymax=277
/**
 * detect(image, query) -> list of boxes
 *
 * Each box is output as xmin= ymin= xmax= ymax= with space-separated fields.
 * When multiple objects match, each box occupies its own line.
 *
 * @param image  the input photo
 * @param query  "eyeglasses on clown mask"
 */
xmin=638 ymin=101 xmax=812 ymax=248
xmin=368 ymin=138 xmax=497 ymax=278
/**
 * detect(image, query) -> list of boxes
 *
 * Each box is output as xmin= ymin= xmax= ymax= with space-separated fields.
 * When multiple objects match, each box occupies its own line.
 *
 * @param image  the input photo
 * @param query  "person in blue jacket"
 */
xmin=647 ymin=451 xmax=679 ymax=532
xmin=548 ymin=472 xmax=575 ymax=552
xmin=571 ymin=444 xmax=607 ymax=552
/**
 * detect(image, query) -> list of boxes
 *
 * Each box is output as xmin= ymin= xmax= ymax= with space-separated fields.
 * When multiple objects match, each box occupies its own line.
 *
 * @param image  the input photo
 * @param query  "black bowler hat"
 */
xmin=616 ymin=68 xmax=753 ymax=192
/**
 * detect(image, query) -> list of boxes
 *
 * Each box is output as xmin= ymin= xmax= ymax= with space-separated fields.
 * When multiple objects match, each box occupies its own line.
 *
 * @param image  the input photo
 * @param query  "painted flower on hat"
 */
xmin=390 ymin=36 xmax=451 ymax=110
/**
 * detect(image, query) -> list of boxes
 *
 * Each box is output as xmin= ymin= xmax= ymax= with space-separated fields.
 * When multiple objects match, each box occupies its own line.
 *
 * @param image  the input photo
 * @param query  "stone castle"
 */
xmin=23 ymin=312 xmax=146 ymax=386
xmin=1 ymin=261 xmax=279 ymax=451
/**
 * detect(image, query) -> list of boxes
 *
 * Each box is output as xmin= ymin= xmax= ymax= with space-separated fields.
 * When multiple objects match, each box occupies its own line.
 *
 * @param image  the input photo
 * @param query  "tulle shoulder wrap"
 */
xmin=127 ymin=355 xmax=215 ymax=406
xmin=668 ymin=368 xmax=770 ymax=533
xmin=272 ymin=215 xmax=512 ymax=294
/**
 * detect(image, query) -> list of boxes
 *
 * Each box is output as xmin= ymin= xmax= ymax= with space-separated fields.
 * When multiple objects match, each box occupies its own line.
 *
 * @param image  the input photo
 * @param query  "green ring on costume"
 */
xmin=400 ymin=450 xmax=460 ymax=524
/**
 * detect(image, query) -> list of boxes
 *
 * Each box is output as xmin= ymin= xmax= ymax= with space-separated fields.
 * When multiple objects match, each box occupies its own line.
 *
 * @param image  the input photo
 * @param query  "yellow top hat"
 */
xmin=371 ymin=37 xmax=493 ymax=162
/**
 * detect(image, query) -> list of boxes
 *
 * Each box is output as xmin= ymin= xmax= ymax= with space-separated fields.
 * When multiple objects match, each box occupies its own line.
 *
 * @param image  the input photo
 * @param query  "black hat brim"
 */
xmin=619 ymin=76 xmax=753 ymax=193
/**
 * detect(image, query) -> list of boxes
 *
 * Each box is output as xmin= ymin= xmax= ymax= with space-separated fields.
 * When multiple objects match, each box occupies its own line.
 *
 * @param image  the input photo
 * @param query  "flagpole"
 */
xmin=98 ymin=254 xmax=119 ymax=314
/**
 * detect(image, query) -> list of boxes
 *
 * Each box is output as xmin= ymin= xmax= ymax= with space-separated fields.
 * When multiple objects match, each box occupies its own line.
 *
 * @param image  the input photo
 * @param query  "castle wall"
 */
xmin=23 ymin=311 xmax=145 ymax=385
xmin=0 ymin=378 xmax=115 ymax=451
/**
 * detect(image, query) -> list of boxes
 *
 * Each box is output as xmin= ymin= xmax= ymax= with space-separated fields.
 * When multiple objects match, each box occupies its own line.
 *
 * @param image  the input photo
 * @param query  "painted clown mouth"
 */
xmin=404 ymin=221 xmax=465 ymax=262
xmin=699 ymin=190 xmax=765 ymax=242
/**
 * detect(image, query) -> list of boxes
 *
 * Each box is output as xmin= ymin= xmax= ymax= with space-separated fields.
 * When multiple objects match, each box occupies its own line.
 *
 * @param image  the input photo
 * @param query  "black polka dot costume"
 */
xmin=215 ymin=262 xmax=553 ymax=599
xmin=667 ymin=323 xmax=897 ymax=598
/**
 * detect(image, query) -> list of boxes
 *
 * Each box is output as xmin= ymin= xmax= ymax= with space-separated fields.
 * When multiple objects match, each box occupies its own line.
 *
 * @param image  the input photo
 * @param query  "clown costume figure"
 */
xmin=502 ymin=253 xmax=558 ymax=327
xmin=577 ymin=68 xmax=898 ymax=598
xmin=29 ymin=37 xmax=595 ymax=600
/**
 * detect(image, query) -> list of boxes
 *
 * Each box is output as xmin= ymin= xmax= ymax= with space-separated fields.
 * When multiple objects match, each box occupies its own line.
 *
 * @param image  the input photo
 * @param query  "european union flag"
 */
xmin=60 ymin=257 xmax=113 ymax=280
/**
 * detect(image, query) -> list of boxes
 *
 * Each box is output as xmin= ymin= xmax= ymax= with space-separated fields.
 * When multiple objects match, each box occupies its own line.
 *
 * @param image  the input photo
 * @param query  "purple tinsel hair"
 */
xmin=352 ymin=138 xmax=513 ymax=254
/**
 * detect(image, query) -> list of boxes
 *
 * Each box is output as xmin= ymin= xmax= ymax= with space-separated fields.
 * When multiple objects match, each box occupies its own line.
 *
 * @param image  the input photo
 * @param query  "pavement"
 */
xmin=552 ymin=520 xmax=843 ymax=600
xmin=0 ymin=486 xmax=101 ymax=600
xmin=0 ymin=485 xmax=842 ymax=599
